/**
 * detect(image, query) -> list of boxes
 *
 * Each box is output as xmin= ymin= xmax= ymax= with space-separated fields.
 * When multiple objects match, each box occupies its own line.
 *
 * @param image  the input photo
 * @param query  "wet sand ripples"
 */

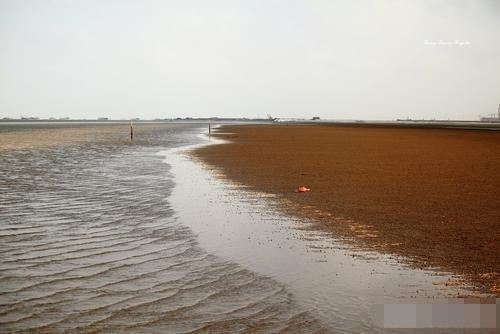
xmin=0 ymin=124 xmax=322 ymax=333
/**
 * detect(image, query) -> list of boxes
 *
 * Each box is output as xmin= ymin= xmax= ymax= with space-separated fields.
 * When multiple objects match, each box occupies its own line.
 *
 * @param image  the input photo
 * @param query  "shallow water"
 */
xmin=0 ymin=124 xmax=327 ymax=333
xmin=0 ymin=124 xmax=486 ymax=333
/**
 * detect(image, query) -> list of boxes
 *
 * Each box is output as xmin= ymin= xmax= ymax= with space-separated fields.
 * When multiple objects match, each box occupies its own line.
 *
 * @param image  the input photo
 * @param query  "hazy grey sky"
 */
xmin=1 ymin=0 xmax=499 ymax=120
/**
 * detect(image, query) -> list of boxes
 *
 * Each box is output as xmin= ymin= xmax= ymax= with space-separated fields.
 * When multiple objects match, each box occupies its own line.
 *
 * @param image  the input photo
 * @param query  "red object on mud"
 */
xmin=294 ymin=186 xmax=310 ymax=193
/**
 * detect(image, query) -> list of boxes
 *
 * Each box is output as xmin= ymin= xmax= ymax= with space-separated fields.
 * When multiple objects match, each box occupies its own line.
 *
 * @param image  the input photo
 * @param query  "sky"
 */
xmin=0 ymin=0 xmax=499 ymax=120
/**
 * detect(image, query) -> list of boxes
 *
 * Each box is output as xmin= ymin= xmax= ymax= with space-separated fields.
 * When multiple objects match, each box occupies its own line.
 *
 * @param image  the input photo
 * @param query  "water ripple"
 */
xmin=0 ymin=124 xmax=323 ymax=333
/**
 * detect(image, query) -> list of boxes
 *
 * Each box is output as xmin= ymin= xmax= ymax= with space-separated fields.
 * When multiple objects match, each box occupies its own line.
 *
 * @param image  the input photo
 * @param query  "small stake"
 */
xmin=208 ymin=122 xmax=211 ymax=135
xmin=130 ymin=120 xmax=134 ymax=141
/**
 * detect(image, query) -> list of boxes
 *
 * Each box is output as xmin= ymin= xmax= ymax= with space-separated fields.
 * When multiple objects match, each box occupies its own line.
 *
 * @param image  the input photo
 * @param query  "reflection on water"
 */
xmin=0 ymin=124 xmax=324 ymax=333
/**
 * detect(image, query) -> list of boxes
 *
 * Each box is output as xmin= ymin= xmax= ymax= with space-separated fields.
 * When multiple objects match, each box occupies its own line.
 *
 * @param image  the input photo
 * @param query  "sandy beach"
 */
xmin=193 ymin=124 xmax=500 ymax=295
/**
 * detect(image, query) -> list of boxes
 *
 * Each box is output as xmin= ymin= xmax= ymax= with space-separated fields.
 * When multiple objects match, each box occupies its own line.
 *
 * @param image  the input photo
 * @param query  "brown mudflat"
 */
xmin=193 ymin=124 xmax=500 ymax=295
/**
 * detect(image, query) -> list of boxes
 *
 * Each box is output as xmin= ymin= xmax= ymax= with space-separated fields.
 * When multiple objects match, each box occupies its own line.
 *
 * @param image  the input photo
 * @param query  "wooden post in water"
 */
xmin=208 ymin=122 xmax=211 ymax=135
xmin=130 ymin=120 xmax=134 ymax=141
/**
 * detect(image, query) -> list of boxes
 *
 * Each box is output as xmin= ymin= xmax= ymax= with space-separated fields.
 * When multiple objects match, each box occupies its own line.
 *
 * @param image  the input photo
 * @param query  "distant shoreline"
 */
xmin=1 ymin=118 xmax=499 ymax=130
xmin=0 ymin=118 xmax=273 ymax=123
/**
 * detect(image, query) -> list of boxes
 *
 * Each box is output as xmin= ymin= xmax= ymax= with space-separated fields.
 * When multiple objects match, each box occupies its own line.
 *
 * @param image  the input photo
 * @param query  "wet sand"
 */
xmin=172 ymin=136 xmax=495 ymax=332
xmin=193 ymin=124 xmax=500 ymax=296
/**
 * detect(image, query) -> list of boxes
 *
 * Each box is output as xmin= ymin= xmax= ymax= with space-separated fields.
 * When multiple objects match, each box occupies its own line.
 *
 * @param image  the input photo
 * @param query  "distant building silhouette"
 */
xmin=480 ymin=104 xmax=500 ymax=122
